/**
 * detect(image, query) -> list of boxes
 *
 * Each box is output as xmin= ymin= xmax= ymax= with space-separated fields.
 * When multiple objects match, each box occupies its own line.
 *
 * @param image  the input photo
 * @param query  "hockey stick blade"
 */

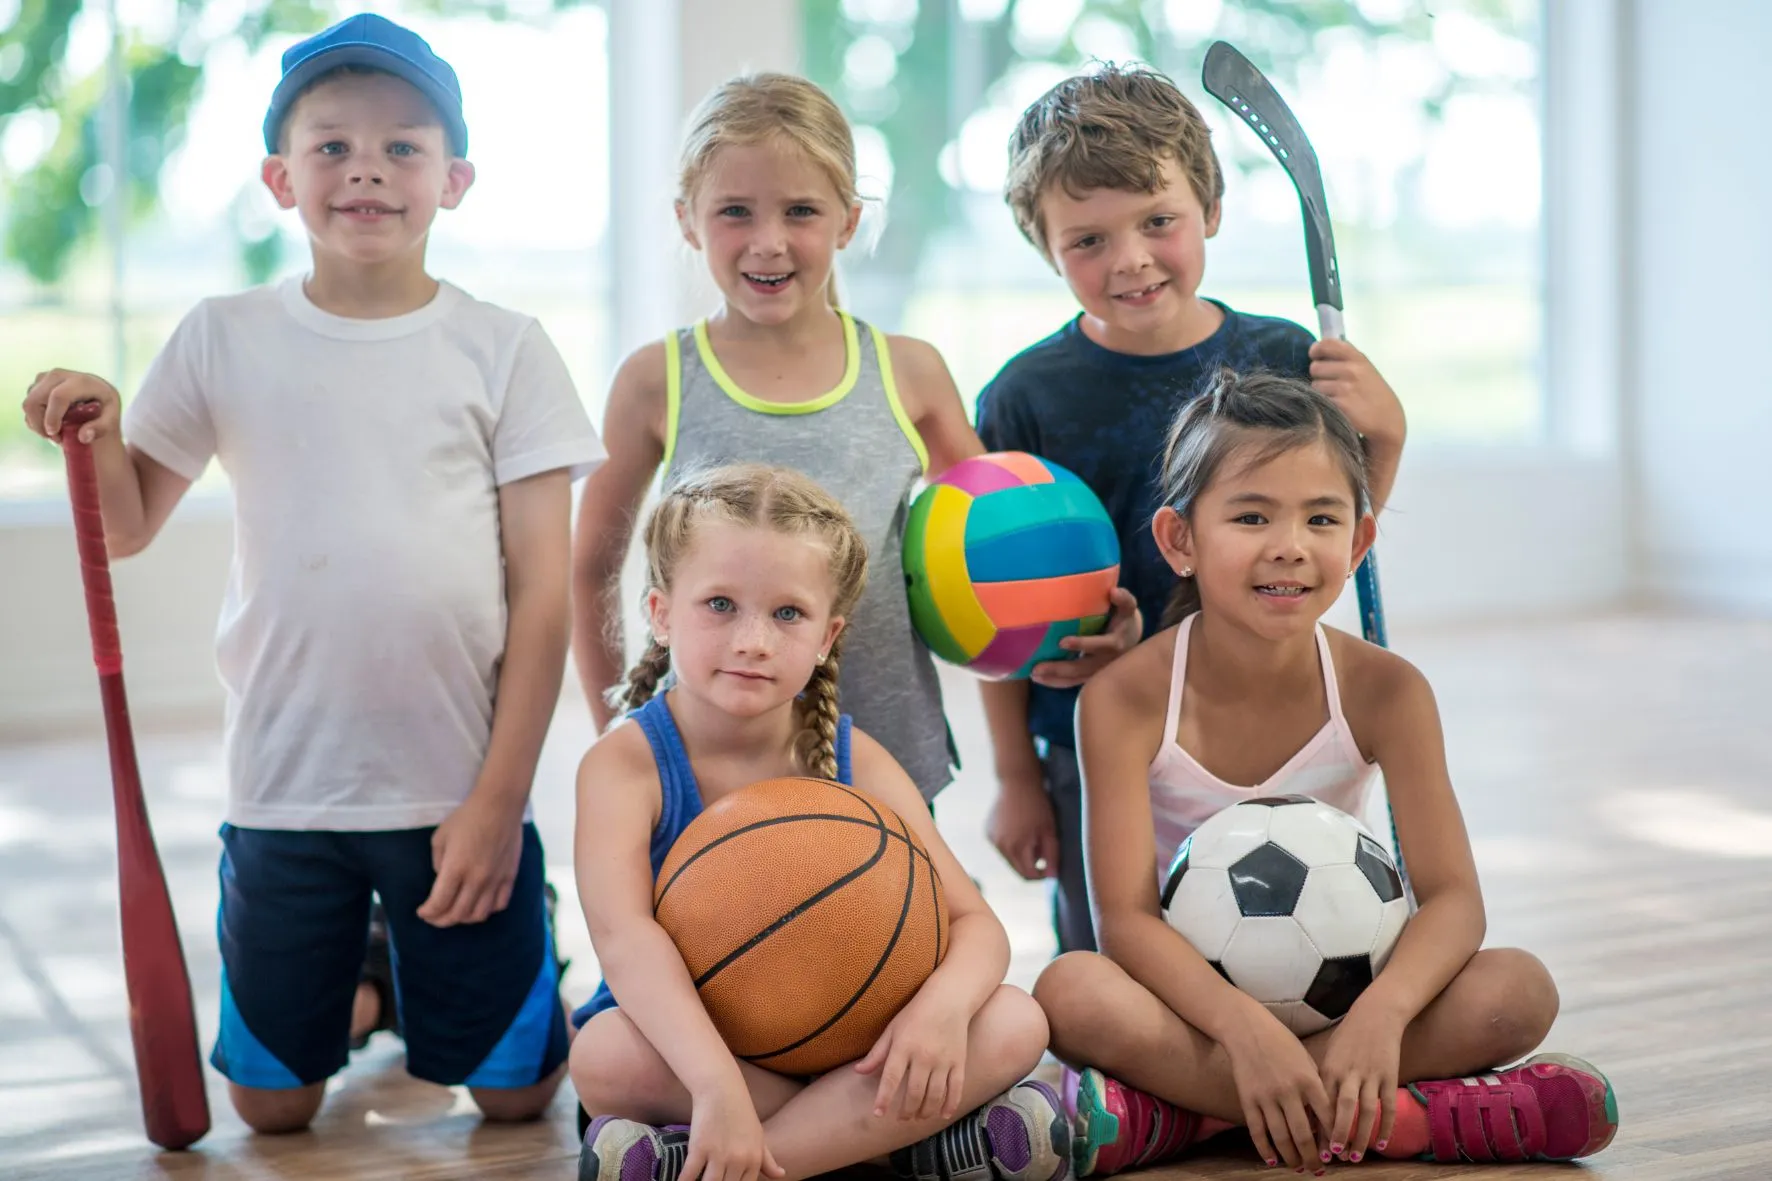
xmin=1202 ymin=41 xmax=1343 ymax=328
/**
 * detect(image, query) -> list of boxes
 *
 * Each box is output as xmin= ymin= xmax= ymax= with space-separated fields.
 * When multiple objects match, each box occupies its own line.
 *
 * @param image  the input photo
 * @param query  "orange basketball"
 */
xmin=653 ymin=776 xmax=949 ymax=1076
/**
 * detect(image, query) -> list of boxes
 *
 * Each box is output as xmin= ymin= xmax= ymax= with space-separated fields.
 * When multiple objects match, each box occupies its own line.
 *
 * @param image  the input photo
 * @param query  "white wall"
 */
xmin=0 ymin=499 xmax=232 ymax=739
xmin=1628 ymin=0 xmax=1772 ymax=612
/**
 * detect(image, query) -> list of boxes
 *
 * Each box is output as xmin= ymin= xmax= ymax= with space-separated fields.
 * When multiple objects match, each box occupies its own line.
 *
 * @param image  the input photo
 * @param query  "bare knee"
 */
xmin=570 ymin=1010 xmax=676 ymax=1119
xmin=230 ymin=1081 xmax=325 ymax=1134
xmin=1471 ymin=948 xmax=1560 ymax=1064
xmin=472 ymin=1064 xmax=565 ymax=1122
xmin=969 ymin=984 xmax=1050 ymax=1084
xmin=1032 ymin=952 xmax=1113 ymax=1065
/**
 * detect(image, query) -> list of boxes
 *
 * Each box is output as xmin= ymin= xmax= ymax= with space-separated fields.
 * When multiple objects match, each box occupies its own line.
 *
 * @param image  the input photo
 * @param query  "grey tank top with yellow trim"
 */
xmin=661 ymin=313 xmax=954 ymax=800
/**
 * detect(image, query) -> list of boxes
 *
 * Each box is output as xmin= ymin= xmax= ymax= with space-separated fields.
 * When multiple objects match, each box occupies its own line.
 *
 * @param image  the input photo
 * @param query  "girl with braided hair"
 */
xmin=569 ymin=463 xmax=1067 ymax=1181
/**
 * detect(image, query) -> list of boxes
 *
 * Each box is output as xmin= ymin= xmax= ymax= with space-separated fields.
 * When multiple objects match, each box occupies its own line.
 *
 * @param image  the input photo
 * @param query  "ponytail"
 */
xmin=609 ymin=637 xmax=672 ymax=715
xmin=794 ymin=635 xmax=846 ymax=780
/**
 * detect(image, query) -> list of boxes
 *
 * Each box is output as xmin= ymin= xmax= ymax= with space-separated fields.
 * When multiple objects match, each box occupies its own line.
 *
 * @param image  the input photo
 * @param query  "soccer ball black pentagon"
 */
xmin=1160 ymin=795 xmax=1409 ymax=1036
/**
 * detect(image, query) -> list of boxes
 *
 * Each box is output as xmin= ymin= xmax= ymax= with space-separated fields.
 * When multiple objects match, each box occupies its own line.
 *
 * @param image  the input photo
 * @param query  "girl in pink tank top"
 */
xmin=1033 ymin=371 xmax=1616 ymax=1175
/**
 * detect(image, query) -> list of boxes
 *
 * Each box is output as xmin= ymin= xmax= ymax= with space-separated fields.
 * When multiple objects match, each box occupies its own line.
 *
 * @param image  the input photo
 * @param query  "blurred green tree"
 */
xmin=802 ymin=0 xmax=1530 ymax=313
xmin=0 ymin=0 xmax=591 ymax=287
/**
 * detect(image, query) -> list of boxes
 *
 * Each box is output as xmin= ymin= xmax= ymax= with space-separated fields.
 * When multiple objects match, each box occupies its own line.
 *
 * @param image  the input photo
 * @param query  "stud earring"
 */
xmin=1180 ymin=566 xmax=1195 ymax=578
xmin=816 ymin=652 xmax=827 ymax=665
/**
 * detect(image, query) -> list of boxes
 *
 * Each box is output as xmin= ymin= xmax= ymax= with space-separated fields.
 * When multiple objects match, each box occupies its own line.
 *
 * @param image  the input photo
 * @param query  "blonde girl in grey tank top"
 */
xmin=660 ymin=313 xmax=955 ymax=799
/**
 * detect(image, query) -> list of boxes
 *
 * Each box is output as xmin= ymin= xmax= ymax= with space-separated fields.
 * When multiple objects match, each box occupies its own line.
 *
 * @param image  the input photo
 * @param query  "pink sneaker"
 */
xmin=1408 ymin=1053 xmax=1619 ymax=1162
xmin=1071 ymin=1068 xmax=1204 ymax=1177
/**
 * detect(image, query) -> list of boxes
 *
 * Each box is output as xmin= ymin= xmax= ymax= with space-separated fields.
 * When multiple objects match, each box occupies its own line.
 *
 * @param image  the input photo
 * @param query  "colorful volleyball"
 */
xmin=903 ymin=452 xmax=1120 ymax=679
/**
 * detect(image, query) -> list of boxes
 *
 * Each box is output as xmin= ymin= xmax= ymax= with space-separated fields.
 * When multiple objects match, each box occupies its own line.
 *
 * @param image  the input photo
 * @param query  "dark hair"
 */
xmin=1157 ymin=369 xmax=1370 ymax=628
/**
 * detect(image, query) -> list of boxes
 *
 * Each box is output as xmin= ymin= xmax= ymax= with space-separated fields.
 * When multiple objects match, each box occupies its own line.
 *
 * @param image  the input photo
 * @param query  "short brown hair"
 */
xmin=1005 ymin=63 xmax=1225 ymax=259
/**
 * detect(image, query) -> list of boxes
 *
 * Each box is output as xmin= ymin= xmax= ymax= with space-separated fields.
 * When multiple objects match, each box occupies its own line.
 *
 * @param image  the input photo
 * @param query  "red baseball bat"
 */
xmin=59 ymin=400 xmax=210 ymax=1150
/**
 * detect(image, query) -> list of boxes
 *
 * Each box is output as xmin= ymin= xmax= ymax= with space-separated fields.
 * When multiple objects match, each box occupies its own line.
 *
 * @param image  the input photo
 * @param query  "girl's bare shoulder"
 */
xmin=1083 ymin=624 xmax=1180 ymax=717
xmin=577 ymin=713 xmax=664 ymax=803
xmin=1322 ymin=626 xmax=1437 ymax=749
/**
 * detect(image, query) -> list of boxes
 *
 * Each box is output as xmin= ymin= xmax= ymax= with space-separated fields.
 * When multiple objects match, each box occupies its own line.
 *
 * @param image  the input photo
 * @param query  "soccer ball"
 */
xmin=1161 ymin=795 xmax=1410 ymax=1036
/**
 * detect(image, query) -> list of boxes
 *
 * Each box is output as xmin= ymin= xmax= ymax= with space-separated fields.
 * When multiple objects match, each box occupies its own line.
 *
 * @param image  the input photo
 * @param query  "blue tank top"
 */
xmin=571 ymin=694 xmax=854 ymax=1024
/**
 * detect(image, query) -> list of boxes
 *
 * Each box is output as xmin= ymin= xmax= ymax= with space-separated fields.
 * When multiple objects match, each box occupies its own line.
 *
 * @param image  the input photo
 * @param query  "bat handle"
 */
xmin=1316 ymin=304 xmax=1345 ymax=342
xmin=58 ymin=401 xmax=123 ymax=677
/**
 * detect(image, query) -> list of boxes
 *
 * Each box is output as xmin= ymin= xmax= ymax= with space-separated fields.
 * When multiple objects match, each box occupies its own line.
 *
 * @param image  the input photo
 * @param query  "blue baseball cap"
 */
xmin=263 ymin=13 xmax=468 ymax=156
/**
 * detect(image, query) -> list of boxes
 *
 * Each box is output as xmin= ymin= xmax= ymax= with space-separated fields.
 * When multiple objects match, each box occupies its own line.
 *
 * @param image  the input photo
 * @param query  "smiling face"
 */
xmin=262 ymin=70 xmax=473 ymax=271
xmin=1039 ymin=157 xmax=1222 ymax=354
xmin=677 ymin=139 xmax=861 ymax=328
xmin=648 ymin=519 xmax=846 ymax=720
xmin=1156 ymin=435 xmax=1376 ymax=641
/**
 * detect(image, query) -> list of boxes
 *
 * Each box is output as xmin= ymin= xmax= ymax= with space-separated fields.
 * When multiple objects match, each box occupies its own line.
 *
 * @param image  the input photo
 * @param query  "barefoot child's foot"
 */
xmin=891 ymin=1080 xmax=1072 ymax=1181
xmin=1071 ymin=1068 xmax=1232 ymax=1177
xmin=1379 ymin=1053 xmax=1619 ymax=1163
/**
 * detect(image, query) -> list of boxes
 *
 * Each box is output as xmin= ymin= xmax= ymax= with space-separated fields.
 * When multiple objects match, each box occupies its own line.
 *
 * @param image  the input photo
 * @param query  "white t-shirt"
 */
xmin=123 ymin=277 xmax=606 ymax=830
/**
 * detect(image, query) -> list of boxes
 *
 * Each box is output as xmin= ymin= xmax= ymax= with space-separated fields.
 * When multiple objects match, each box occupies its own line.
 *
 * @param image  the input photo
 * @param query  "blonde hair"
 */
xmin=1005 ymin=63 xmax=1225 ymax=261
xmin=611 ymin=464 xmax=870 ymax=780
xmin=677 ymin=73 xmax=860 ymax=307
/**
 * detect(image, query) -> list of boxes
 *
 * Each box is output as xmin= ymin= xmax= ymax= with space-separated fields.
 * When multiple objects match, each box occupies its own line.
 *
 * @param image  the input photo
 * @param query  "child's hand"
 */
xmin=854 ymin=992 xmax=970 ymax=1121
xmin=23 ymin=370 xmax=121 ymax=444
xmin=1317 ymin=1004 xmax=1405 ymax=1163
xmin=685 ymin=1083 xmax=784 ymax=1181
xmin=1224 ymin=1010 xmax=1334 ymax=1173
xmin=1308 ymin=339 xmax=1405 ymax=456
xmin=986 ymin=770 xmax=1059 ymax=880
xmin=1029 ymin=587 xmax=1142 ymax=690
xmin=418 ymin=794 xmax=525 ymax=927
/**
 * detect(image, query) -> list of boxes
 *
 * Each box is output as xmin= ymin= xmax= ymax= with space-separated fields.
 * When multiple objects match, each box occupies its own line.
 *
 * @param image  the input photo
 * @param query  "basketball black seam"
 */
xmin=689 ymin=792 xmax=891 ymax=990
xmin=746 ymin=802 xmax=920 ymax=1066
xmin=929 ymin=837 xmax=945 ymax=971
xmin=655 ymin=805 xmax=932 ymax=908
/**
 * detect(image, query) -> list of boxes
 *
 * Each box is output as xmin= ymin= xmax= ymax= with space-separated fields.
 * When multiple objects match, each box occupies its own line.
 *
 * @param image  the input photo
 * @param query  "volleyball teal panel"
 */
xmin=1008 ymin=615 xmax=1110 ymax=679
xmin=1041 ymin=460 xmax=1083 ymax=484
xmin=962 ymin=482 xmax=1114 ymax=549
xmin=963 ymin=518 xmax=1120 ymax=583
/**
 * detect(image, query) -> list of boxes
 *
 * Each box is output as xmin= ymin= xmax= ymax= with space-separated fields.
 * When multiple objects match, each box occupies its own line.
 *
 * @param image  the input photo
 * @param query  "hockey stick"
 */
xmin=1202 ymin=42 xmax=1408 ymax=888
xmin=1202 ymin=40 xmax=1389 ymax=649
xmin=58 ymin=400 xmax=211 ymax=1150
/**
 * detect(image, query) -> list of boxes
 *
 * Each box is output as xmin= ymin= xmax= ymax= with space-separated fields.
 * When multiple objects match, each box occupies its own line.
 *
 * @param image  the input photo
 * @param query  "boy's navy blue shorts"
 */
xmin=211 ymin=822 xmax=569 ymax=1091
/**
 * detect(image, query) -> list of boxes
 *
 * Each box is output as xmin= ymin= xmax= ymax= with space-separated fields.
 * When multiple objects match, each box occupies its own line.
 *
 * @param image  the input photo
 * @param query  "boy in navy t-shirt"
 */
xmin=976 ymin=64 xmax=1407 ymax=954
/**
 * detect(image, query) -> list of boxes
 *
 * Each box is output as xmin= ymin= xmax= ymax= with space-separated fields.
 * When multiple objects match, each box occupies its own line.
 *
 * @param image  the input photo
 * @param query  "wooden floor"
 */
xmin=2 ymin=612 xmax=1768 ymax=1179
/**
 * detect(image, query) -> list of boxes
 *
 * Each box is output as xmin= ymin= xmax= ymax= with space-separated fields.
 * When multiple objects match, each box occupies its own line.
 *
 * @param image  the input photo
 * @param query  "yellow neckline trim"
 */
xmin=870 ymin=323 xmax=929 ymax=473
xmin=662 ymin=330 xmax=683 ymax=472
xmin=693 ymin=312 xmax=861 ymax=415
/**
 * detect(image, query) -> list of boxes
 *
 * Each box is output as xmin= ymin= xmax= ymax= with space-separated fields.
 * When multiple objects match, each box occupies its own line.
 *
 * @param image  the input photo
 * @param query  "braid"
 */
xmin=794 ymin=637 xmax=845 ymax=780
xmin=609 ymin=637 xmax=672 ymax=715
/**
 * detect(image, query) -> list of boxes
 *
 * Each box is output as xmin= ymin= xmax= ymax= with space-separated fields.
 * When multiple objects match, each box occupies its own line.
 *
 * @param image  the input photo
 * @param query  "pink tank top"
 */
xmin=1148 ymin=613 xmax=1379 ymax=874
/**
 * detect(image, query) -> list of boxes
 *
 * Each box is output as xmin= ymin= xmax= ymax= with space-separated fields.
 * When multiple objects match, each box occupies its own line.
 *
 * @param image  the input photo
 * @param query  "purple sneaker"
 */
xmin=890 ymin=1081 xmax=1071 ymax=1181
xmin=580 ymin=1116 xmax=691 ymax=1181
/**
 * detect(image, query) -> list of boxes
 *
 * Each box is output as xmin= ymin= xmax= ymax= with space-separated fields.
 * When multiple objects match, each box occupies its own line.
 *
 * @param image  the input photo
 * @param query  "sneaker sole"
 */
xmin=1516 ymin=1053 xmax=1620 ymax=1159
xmin=1072 ymin=1068 xmax=1119 ymax=1178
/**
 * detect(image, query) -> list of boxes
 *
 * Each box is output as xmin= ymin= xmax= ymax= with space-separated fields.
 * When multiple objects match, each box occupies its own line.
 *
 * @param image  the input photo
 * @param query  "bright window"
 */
xmin=0 ymin=3 xmax=611 ymax=501
xmin=802 ymin=0 xmax=1542 ymax=443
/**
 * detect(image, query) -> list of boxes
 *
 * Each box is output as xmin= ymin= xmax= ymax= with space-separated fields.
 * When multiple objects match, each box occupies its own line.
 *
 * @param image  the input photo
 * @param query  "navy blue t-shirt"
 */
xmin=974 ymin=300 xmax=1315 ymax=750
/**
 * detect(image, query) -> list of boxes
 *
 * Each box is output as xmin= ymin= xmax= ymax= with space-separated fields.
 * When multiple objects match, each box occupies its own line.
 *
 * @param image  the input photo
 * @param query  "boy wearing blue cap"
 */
xmin=23 ymin=13 xmax=601 ymax=1132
